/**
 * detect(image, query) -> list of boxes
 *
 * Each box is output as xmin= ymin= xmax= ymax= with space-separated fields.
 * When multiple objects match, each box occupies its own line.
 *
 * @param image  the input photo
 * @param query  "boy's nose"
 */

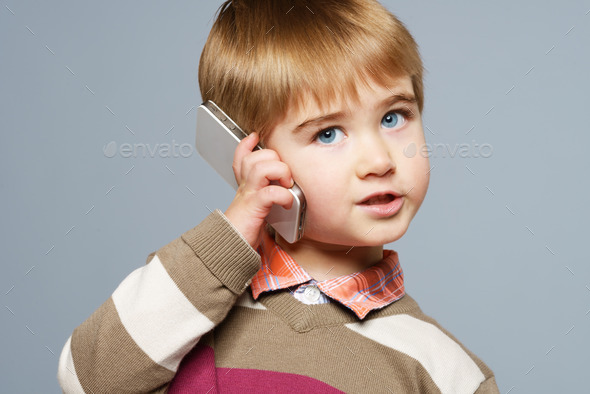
xmin=355 ymin=133 xmax=396 ymax=179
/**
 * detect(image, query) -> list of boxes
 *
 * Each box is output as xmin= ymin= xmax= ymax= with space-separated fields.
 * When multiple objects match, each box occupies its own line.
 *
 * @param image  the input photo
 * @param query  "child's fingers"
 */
xmin=245 ymin=160 xmax=293 ymax=190
xmin=232 ymin=132 xmax=260 ymax=183
xmin=258 ymin=185 xmax=294 ymax=211
xmin=239 ymin=148 xmax=280 ymax=178
xmin=224 ymin=139 xmax=295 ymax=248
xmin=239 ymin=148 xmax=293 ymax=189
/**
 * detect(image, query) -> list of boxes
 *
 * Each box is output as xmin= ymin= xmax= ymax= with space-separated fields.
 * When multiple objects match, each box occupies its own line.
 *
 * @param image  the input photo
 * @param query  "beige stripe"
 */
xmin=178 ymin=209 xmax=261 ymax=295
xmin=145 ymin=251 xmax=156 ymax=265
xmin=112 ymin=254 xmax=214 ymax=371
xmin=156 ymin=235 xmax=247 ymax=324
xmin=236 ymin=290 xmax=267 ymax=310
xmin=346 ymin=314 xmax=485 ymax=394
xmin=72 ymin=297 xmax=175 ymax=392
xmin=475 ymin=377 xmax=500 ymax=394
xmin=213 ymin=307 xmax=439 ymax=393
xmin=256 ymin=290 xmax=421 ymax=333
xmin=57 ymin=336 xmax=84 ymax=393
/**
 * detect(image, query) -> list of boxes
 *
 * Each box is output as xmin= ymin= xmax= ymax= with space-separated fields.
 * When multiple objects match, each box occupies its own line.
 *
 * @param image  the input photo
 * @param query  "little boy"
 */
xmin=58 ymin=0 xmax=499 ymax=392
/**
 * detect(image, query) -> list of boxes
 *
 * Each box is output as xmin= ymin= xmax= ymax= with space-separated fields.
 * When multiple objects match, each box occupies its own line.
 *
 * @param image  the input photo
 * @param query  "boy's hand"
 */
xmin=224 ymin=132 xmax=294 ymax=250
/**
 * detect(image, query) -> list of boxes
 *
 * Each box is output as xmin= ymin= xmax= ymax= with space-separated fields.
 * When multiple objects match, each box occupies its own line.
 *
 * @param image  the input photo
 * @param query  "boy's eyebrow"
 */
xmin=292 ymin=93 xmax=417 ymax=133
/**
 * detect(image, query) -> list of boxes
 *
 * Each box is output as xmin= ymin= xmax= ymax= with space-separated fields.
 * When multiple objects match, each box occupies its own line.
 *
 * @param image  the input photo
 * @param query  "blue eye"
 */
xmin=381 ymin=112 xmax=403 ymax=129
xmin=315 ymin=127 xmax=345 ymax=145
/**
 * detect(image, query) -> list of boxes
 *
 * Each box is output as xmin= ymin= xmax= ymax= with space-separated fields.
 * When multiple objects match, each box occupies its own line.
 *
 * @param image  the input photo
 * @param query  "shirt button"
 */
xmin=303 ymin=285 xmax=321 ymax=303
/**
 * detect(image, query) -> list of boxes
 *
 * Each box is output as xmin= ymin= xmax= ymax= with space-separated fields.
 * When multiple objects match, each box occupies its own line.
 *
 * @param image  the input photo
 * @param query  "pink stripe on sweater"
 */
xmin=169 ymin=343 xmax=343 ymax=393
xmin=168 ymin=343 xmax=217 ymax=392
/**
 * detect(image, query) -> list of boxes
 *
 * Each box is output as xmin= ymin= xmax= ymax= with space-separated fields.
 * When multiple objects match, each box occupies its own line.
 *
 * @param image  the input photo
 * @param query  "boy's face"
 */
xmin=265 ymin=75 xmax=430 ymax=247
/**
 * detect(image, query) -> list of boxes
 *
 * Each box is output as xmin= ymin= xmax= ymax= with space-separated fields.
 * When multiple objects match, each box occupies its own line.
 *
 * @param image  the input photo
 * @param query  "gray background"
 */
xmin=1 ymin=1 xmax=589 ymax=392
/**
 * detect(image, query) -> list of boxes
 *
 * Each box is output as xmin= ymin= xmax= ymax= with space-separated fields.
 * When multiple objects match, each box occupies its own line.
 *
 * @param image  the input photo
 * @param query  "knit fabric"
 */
xmin=57 ymin=209 xmax=499 ymax=393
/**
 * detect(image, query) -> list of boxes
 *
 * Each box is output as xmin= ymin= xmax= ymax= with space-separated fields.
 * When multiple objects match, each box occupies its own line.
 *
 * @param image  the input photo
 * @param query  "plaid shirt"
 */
xmin=251 ymin=230 xmax=405 ymax=319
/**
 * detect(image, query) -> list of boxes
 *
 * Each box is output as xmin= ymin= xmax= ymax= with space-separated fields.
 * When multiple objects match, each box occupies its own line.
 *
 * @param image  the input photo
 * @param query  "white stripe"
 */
xmin=235 ymin=291 xmax=267 ymax=310
xmin=57 ymin=336 xmax=85 ymax=393
xmin=112 ymin=255 xmax=215 ymax=371
xmin=346 ymin=314 xmax=485 ymax=394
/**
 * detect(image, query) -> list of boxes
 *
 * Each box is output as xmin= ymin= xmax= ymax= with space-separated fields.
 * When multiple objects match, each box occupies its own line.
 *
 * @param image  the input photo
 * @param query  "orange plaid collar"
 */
xmin=251 ymin=230 xmax=405 ymax=319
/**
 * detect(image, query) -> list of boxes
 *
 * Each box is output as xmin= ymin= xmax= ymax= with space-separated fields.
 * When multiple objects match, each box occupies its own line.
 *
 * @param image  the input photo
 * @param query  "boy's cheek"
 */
xmin=408 ymin=163 xmax=430 ymax=207
xmin=299 ymin=179 xmax=348 ymax=223
xmin=289 ymin=156 xmax=336 ymax=190
xmin=301 ymin=182 xmax=341 ymax=213
xmin=298 ymin=164 xmax=348 ymax=198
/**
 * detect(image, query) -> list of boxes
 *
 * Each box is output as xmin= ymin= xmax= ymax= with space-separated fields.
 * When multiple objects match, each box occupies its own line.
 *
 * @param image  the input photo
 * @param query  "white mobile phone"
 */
xmin=195 ymin=100 xmax=306 ymax=243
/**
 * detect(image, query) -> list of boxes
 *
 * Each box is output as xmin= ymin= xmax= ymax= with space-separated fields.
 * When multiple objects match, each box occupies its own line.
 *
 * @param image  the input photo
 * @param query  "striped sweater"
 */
xmin=57 ymin=209 xmax=499 ymax=393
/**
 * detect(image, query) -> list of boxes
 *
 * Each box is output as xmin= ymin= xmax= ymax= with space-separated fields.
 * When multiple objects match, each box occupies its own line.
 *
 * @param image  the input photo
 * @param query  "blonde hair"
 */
xmin=198 ymin=0 xmax=424 ymax=144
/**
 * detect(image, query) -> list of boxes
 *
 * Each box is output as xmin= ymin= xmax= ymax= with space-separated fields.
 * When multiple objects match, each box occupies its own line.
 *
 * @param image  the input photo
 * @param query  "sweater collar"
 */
xmin=251 ymin=230 xmax=405 ymax=319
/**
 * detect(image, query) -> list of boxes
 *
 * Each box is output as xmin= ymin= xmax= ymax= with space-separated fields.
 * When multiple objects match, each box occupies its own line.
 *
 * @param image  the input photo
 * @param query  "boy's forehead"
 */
xmin=285 ymin=75 xmax=415 ymax=127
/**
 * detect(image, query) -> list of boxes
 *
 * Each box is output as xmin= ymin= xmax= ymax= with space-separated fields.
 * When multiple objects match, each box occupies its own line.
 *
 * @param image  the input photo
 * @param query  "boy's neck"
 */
xmin=274 ymin=234 xmax=384 ymax=281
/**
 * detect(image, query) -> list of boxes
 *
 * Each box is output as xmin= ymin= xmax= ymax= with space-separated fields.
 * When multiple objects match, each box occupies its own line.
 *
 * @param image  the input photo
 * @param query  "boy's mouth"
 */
xmin=359 ymin=192 xmax=398 ymax=205
xmin=357 ymin=191 xmax=404 ymax=217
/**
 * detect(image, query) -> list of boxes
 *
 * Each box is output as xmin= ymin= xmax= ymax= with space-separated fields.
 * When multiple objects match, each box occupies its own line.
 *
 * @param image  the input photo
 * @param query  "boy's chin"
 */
xmin=299 ymin=223 xmax=410 ymax=248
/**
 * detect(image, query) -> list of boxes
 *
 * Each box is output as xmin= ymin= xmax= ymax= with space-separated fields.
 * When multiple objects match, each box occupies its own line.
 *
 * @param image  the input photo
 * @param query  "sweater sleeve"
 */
xmin=57 ymin=209 xmax=260 ymax=393
xmin=474 ymin=376 xmax=500 ymax=394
